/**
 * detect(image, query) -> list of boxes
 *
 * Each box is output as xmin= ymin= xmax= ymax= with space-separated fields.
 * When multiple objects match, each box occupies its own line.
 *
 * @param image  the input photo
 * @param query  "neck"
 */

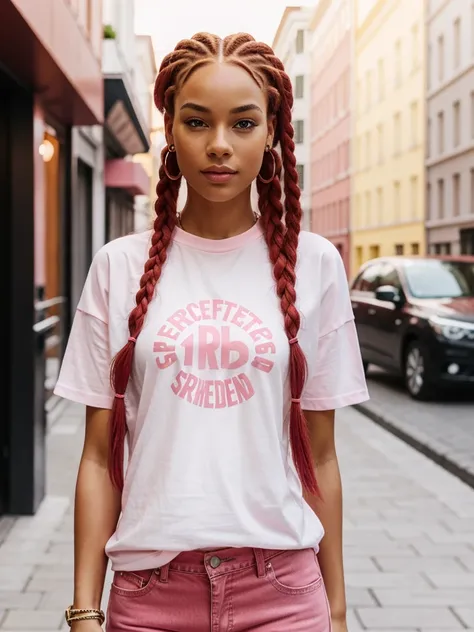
xmin=179 ymin=186 xmax=256 ymax=239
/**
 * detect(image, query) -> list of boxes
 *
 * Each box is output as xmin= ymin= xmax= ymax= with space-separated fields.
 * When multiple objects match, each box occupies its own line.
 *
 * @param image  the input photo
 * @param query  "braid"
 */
xmin=108 ymin=31 xmax=318 ymax=495
xmin=108 ymin=147 xmax=180 ymax=490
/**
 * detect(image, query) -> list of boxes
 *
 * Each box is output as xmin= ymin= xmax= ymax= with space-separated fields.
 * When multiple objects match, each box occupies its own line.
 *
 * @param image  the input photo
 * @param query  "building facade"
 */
xmin=426 ymin=0 xmax=474 ymax=254
xmin=0 ymin=0 xmax=103 ymax=515
xmin=310 ymin=0 xmax=352 ymax=274
xmin=102 ymin=0 xmax=151 ymax=242
xmin=273 ymin=7 xmax=313 ymax=232
xmin=352 ymin=0 xmax=426 ymax=275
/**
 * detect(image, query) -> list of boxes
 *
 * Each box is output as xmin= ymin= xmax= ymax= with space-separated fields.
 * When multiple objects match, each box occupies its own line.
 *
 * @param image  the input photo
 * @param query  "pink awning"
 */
xmin=105 ymin=159 xmax=150 ymax=196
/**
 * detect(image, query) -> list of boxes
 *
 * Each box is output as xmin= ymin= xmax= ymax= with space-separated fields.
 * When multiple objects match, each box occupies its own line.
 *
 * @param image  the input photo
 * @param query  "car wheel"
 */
xmin=404 ymin=341 xmax=434 ymax=401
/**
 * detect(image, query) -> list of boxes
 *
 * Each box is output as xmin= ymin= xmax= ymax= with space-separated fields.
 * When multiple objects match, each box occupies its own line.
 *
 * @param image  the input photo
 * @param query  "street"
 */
xmin=0 ymin=402 xmax=473 ymax=631
xmin=359 ymin=367 xmax=474 ymax=487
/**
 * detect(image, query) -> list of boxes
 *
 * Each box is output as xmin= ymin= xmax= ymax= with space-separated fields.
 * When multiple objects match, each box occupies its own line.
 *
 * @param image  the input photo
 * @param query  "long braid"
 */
xmin=109 ymin=147 xmax=180 ymax=490
xmin=108 ymin=31 xmax=318 ymax=495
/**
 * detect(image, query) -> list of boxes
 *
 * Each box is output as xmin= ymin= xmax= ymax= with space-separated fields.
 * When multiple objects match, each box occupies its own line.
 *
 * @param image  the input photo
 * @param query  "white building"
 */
xmin=273 ymin=7 xmax=314 ymax=231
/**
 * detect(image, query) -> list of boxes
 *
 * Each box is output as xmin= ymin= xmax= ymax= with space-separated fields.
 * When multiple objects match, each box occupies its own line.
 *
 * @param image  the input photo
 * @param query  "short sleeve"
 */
xmin=53 ymin=248 xmax=114 ymax=409
xmin=301 ymin=245 xmax=369 ymax=411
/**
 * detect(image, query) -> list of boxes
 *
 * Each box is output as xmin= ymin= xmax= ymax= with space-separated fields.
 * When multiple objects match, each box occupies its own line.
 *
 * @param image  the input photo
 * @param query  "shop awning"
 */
xmin=105 ymin=159 xmax=150 ymax=196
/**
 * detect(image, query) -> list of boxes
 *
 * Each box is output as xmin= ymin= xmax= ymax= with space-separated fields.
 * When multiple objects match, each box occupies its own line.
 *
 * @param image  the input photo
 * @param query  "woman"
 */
xmin=57 ymin=32 xmax=368 ymax=632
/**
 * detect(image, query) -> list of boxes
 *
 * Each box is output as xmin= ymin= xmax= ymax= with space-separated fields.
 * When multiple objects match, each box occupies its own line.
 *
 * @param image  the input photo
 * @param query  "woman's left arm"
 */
xmin=303 ymin=408 xmax=347 ymax=632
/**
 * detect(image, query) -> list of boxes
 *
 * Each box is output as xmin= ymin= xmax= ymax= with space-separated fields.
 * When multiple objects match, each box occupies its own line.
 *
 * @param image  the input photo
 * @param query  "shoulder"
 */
xmin=297 ymin=231 xmax=343 ymax=271
xmin=92 ymin=230 xmax=152 ymax=270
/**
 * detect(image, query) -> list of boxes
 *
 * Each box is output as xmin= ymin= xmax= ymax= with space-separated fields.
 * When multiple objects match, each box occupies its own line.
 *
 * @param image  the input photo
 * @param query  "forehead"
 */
xmin=175 ymin=62 xmax=267 ymax=111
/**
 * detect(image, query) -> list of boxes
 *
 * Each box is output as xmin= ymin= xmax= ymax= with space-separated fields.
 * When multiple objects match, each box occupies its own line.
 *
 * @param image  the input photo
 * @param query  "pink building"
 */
xmin=310 ymin=0 xmax=352 ymax=275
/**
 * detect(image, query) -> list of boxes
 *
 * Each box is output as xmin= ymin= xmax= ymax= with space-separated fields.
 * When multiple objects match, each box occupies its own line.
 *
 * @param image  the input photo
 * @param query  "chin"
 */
xmin=194 ymin=184 xmax=248 ymax=204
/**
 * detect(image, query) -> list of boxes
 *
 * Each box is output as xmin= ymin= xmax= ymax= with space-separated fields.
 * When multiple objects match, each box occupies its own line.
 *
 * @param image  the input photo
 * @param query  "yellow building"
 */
xmin=352 ymin=0 xmax=426 ymax=275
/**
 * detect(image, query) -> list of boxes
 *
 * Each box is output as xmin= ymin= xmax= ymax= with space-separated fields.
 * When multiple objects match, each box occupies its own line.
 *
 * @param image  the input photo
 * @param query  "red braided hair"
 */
xmin=109 ymin=32 xmax=319 ymax=496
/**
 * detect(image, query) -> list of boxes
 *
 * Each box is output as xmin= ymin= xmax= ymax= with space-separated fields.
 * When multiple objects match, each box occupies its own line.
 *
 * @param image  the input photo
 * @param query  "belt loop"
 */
xmin=159 ymin=562 xmax=170 ymax=583
xmin=253 ymin=548 xmax=266 ymax=578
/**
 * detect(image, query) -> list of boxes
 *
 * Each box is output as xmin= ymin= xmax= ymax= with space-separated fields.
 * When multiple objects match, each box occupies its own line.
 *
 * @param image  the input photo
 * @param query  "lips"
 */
xmin=201 ymin=166 xmax=237 ymax=183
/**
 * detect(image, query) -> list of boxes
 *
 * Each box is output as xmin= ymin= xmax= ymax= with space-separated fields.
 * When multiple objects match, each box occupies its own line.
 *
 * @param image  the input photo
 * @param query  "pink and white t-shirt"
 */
xmin=54 ymin=220 xmax=369 ymax=571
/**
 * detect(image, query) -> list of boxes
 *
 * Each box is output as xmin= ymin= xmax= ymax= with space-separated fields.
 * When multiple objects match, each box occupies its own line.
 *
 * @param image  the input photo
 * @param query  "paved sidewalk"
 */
xmin=0 ymin=402 xmax=473 ymax=631
xmin=356 ymin=367 xmax=474 ymax=489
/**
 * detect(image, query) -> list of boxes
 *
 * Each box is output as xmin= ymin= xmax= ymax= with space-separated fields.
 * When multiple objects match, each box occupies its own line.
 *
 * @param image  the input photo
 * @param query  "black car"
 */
xmin=350 ymin=255 xmax=474 ymax=400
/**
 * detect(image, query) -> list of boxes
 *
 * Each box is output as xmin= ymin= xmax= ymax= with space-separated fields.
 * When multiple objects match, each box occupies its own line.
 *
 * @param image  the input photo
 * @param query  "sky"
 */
xmin=134 ymin=0 xmax=318 ymax=63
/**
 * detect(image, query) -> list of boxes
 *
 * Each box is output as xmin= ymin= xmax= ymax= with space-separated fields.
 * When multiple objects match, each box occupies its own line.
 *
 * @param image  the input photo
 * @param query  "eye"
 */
xmin=185 ymin=118 xmax=207 ymax=128
xmin=234 ymin=119 xmax=257 ymax=130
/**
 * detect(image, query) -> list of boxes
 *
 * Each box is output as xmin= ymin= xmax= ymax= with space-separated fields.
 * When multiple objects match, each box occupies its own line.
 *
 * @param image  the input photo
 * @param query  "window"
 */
xmin=365 ymin=190 xmax=372 ymax=225
xmin=394 ymin=112 xmax=401 ymax=155
xmin=427 ymin=118 xmax=431 ymax=157
xmin=438 ymin=178 xmax=445 ymax=218
xmin=295 ymin=75 xmax=304 ymax=99
xmin=411 ymin=243 xmax=420 ymax=255
xmin=367 ymin=70 xmax=372 ymax=110
xmin=365 ymin=131 xmax=371 ymax=167
xmin=427 ymin=182 xmax=432 ymax=216
xmin=296 ymin=29 xmax=304 ymax=54
xmin=394 ymin=181 xmax=401 ymax=220
xmin=379 ymin=263 xmax=402 ymax=289
xmin=378 ymin=58 xmax=385 ymax=100
xmin=395 ymin=244 xmax=404 ymax=255
xmin=454 ymin=18 xmax=461 ymax=68
xmin=453 ymin=173 xmax=461 ymax=216
xmin=410 ymin=176 xmax=418 ymax=218
xmin=438 ymin=35 xmax=444 ymax=82
xmin=412 ymin=23 xmax=419 ymax=71
xmin=355 ymin=246 xmax=363 ymax=269
xmin=354 ymin=263 xmax=383 ymax=292
xmin=294 ymin=120 xmax=304 ymax=143
xmin=376 ymin=187 xmax=383 ymax=224
xmin=453 ymin=101 xmax=461 ymax=147
xmin=432 ymin=242 xmax=452 ymax=255
xmin=395 ymin=39 xmax=402 ymax=86
xmin=369 ymin=244 xmax=380 ymax=259
xmin=410 ymin=101 xmax=418 ymax=147
xmin=377 ymin=123 xmax=384 ymax=163
xmin=438 ymin=111 xmax=444 ymax=153
xmin=460 ymin=228 xmax=474 ymax=255
xmin=296 ymin=164 xmax=305 ymax=190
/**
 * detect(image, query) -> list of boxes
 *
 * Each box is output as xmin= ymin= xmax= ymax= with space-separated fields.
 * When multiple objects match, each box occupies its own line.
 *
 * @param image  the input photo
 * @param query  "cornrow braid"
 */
xmin=108 ymin=31 xmax=319 ymax=496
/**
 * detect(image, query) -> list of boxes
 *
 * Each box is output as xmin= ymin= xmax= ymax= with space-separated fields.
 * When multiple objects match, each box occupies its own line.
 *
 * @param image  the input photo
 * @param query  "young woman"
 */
xmin=57 ymin=32 xmax=368 ymax=632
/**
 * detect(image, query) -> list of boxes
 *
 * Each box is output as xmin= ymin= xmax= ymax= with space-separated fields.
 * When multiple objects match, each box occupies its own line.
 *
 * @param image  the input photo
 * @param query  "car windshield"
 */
xmin=403 ymin=260 xmax=474 ymax=299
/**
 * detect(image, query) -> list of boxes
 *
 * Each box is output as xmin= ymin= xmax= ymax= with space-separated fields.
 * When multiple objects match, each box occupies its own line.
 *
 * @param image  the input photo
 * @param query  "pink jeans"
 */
xmin=106 ymin=547 xmax=332 ymax=631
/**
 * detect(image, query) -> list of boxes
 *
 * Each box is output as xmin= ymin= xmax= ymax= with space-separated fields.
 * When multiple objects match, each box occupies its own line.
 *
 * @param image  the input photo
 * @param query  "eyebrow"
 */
xmin=180 ymin=102 xmax=263 ymax=114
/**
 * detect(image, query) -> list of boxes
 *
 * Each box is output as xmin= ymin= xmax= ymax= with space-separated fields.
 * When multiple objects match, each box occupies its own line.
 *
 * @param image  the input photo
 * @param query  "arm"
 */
xmin=72 ymin=406 xmax=121 ymax=629
xmin=303 ymin=409 xmax=347 ymax=630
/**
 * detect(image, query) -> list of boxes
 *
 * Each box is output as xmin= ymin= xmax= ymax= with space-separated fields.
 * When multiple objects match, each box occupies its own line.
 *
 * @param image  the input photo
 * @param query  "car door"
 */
xmin=350 ymin=262 xmax=384 ymax=364
xmin=367 ymin=263 xmax=406 ymax=370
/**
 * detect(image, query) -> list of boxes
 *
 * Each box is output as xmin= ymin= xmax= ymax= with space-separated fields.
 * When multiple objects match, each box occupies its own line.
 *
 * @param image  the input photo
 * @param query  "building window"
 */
xmin=427 ymin=182 xmax=432 ymax=217
xmin=376 ymin=187 xmax=383 ymax=225
xmin=411 ymin=243 xmax=420 ymax=255
xmin=377 ymin=123 xmax=384 ymax=163
xmin=438 ymin=111 xmax=444 ymax=153
xmin=438 ymin=35 xmax=444 ymax=82
xmin=410 ymin=176 xmax=418 ymax=218
xmin=369 ymin=244 xmax=380 ymax=259
xmin=438 ymin=178 xmax=445 ymax=218
xmin=395 ymin=244 xmax=404 ymax=255
xmin=365 ymin=131 xmax=371 ymax=167
xmin=395 ymin=39 xmax=402 ymax=86
xmin=378 ymin=58 xmax=384 ymax=100
xmin=394 ymin=112 xmax=401 ymax=155
xmin=296 ymin=29 xmax=304 ymax=54
xmin=365 ymin=190 xmax=372 ymax=226
xmin=410 ymin=101 xmax=418 ymax=147
xmin=427 ymin=118 xmax=431 ymax=157
xmin=294 ymin=120 xmax=304 ymax=143
xmin=295 ymin=75 xmax=304 ymax=99
xmin=454 ymin=18 xmax=461 ymax=68
xmin=453 ymin=173 xmax=461 ymax=216
xmin=453 ymin=101 xmax=461 ymax=147
xmin=433 ymin=242 xmax=452 ymax=255
xmin=394 ymin=181 xmax=401 ymax=220
xmin=412 ymin=23 xmax=419 ymax=71
xmin=296 ymin=164 xmax=305 ymax=190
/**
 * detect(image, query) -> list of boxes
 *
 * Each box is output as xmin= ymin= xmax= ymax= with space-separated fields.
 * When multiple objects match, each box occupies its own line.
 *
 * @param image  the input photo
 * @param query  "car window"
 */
xmin=354 ymin=264 xmax=383 ymax=292
xmin=378 ymin=264 xmax=402 ymax=290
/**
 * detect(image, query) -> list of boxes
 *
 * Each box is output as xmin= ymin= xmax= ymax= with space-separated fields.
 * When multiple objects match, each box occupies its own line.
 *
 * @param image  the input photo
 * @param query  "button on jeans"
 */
xmin=106 ymin=547 xmax=332 ymax=631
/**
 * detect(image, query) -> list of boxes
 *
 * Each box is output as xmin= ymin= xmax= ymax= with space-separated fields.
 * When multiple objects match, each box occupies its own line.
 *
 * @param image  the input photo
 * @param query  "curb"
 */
xmin=353 ymin=402 xmax=474 ymax=491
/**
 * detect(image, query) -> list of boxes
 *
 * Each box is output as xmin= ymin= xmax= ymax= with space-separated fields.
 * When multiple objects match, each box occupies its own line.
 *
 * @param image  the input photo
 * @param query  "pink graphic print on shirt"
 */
xmin=153 ymin=299 xmax=275 ymax=409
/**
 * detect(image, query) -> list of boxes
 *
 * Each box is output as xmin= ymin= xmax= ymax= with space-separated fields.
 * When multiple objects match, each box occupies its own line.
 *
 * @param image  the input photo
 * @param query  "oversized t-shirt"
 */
xmin=54 ymin=220 xmax=369 ymax=571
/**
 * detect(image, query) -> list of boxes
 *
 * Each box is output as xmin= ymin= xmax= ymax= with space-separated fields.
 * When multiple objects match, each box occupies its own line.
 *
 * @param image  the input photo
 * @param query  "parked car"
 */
xmin=350 ymin=255 xmax=474 ymax=400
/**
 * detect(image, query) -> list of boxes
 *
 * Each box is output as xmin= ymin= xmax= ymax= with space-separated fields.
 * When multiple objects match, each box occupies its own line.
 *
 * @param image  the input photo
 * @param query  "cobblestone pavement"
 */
xmin=0 ymin=403 xmax=473 ymax=631
xmin=356 ymin=367 xmax=474 ymax=488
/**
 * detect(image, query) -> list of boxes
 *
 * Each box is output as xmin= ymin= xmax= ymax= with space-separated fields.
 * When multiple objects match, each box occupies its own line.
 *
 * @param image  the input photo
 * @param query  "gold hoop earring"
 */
xmin=164 ymin=145 xmax=181 ymax=181
xmin=258 ymin=146 xmax=276 ymax=184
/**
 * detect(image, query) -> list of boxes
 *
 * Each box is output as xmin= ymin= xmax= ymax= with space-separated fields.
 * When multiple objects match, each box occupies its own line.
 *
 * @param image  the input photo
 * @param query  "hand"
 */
xmin=331 ymin=617 xmax=348 ymax=632
xmin=70 ymin=620 xmax=103 ymax=632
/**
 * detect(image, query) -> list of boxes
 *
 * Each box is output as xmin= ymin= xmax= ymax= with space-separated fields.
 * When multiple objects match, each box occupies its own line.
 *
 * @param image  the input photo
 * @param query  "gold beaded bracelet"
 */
xmin=65 ymin=606 xmax=105 ymax=627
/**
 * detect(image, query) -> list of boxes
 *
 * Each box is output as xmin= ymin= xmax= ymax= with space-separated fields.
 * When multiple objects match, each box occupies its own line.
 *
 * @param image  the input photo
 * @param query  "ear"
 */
xmin=267 ymin=114 xmax=276 ymax=147
xmin=164 ymin=112 xmax=174 ymax=147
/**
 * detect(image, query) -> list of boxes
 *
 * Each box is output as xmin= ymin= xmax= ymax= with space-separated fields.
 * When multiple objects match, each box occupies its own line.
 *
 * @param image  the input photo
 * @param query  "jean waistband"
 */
xmin=158 ymin=547 xmax=286 ymax=581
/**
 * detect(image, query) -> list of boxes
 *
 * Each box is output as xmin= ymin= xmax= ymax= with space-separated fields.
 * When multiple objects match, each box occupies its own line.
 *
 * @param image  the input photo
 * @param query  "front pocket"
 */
xmin=111 ymin=569 xmax=158 ymax=598
xmin=265 ymin=550 xmax=323 ymax=596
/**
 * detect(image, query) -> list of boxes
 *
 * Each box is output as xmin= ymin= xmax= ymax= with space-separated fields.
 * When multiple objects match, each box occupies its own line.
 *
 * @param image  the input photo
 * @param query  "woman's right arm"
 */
xmin=71 ymin=406 xmax=121 ymax=630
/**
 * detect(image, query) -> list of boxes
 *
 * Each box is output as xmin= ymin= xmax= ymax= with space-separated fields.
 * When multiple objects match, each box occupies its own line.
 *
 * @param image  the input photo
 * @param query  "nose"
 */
xmin=206 ymin=125 xmax=233 ymax=159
